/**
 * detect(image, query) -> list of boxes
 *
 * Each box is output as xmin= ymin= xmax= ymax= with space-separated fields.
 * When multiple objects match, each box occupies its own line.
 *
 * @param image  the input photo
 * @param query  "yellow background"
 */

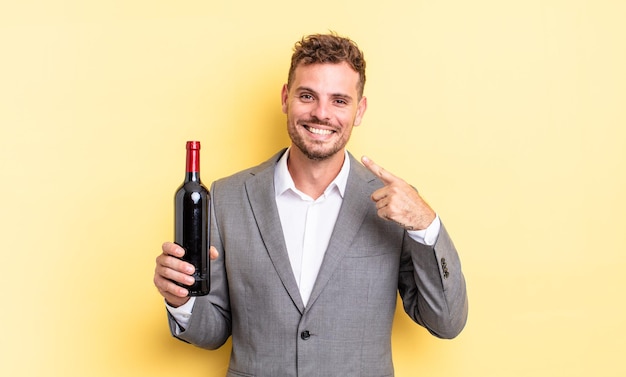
xmin=1 ymin=1 xmax=625 ymax=376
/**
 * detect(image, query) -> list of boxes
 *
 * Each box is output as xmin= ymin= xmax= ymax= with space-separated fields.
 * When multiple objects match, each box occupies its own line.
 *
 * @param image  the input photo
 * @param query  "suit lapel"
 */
xmin=245 ymin=150 xmax=306 ymax=313
xmin=305 ymin=154 xmax=377 ymax=311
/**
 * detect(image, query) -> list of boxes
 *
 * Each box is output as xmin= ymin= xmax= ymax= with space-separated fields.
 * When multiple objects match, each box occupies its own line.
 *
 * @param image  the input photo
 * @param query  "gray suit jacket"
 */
xmin=169 ymin=149 xmax=468 ymax=377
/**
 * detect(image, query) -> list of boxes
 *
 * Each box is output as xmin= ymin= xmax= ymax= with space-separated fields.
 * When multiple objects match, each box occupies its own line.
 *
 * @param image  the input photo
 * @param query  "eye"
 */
xmin=334 ymin=98 xmax=349 ymax=106
xmin=299 ymin=93 xmax=314 ymax=102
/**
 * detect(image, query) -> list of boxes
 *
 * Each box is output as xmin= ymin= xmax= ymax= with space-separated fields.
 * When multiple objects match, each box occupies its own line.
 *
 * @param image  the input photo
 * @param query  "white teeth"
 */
xmin=307 ymin=126 xmax=333 ymax=135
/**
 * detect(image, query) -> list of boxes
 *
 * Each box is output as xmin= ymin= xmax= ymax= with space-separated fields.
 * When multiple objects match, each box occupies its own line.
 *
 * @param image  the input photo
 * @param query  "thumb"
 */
xmin=209 ymin=246 xmax=220 ymax=260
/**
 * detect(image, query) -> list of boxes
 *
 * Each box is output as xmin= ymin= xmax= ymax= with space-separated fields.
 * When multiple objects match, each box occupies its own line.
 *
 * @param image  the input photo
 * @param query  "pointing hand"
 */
xmin=361 ymin=156 xmax=436 ymax=231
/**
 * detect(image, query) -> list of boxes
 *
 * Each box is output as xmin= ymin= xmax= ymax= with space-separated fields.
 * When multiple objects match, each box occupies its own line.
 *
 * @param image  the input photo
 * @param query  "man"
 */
xmin=154 ymin=33 xmax=468 ymax=376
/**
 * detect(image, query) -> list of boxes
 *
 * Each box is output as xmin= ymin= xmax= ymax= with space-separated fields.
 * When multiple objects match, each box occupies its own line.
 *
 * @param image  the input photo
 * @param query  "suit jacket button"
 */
xmin=300 ymin=331 xmax=311 ymax=340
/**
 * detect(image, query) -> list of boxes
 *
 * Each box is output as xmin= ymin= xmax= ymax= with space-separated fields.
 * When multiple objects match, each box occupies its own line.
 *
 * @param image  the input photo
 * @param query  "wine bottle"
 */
xmin=174 ymin=141 xmax=210 ymax=296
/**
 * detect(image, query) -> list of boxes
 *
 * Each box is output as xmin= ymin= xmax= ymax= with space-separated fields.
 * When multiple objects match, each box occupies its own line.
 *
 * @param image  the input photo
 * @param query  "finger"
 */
xmin=159 ymin=254 xmax=195 ymax=275
xmin=209 ymin=246 xmax=220 ymax=260
xmin=162 ymin=241 xmax=185 ymax=258
xmin=157 ymin=245 xmax=195 ymax=276
xmin=361 ymin=155 xmax=400 ymax=185
xmin=158 ymin=263 xmax=196 ymax=285
xmin=153 ymin=260 xmax=191 ymax=296
xmin=155 ymin=254 xmax=195 ymax=283
xmin=155 ymin=275 xmax=190 ymax=299
xmin=371 ymin=193 xmax=389 ymax=209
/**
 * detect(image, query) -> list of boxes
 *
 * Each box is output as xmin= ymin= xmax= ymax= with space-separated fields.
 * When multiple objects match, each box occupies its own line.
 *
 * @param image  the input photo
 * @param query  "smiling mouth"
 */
xmin=304 ymin=125 xmax=334 ymax=135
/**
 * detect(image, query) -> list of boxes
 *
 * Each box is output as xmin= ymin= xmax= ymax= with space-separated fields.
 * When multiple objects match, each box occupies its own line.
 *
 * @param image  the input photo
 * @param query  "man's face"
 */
xmin=281 ymin=62 xmax=367 ymax=161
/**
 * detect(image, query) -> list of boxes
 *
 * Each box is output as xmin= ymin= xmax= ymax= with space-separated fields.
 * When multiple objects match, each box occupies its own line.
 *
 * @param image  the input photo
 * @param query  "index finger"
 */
xmin=361 ymin=155 xmax=399 ymax=184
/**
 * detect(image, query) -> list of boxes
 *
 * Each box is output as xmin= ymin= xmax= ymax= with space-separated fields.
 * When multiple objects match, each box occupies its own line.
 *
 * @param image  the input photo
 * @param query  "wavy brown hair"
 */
xmin=287 ymin=33 xmax=366 ymax=99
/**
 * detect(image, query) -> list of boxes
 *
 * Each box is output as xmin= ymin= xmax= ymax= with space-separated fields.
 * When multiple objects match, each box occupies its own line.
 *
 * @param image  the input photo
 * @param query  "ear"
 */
xmin=281 ymin=84 xmax=289 ymax=114
xmin=353 ymin=96 xmax=368 ymax=127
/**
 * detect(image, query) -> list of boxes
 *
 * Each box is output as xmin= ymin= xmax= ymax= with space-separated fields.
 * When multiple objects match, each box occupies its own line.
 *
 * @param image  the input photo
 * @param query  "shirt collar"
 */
xmin=274 ymin=148 xmax=350 ymax=199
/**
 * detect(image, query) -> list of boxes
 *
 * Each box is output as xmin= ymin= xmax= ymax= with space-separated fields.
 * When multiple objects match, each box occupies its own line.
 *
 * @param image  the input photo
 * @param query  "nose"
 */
xmin=310 ymin=100 xmax=330 ymax=121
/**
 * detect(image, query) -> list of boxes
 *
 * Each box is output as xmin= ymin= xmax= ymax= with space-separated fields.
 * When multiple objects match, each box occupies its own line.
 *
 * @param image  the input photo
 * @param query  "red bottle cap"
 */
xmin=185 ymin=141 xmax=201 ymax=173
xmin=187 ymin=141 xmax=201 ymax=150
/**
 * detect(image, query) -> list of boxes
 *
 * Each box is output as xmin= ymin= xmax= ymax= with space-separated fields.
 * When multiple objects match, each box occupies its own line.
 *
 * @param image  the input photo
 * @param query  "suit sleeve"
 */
xmin=397 ymin=221 xmax=468 ymax=339
xmin=166 ymin=182 xmax=232 ymax=349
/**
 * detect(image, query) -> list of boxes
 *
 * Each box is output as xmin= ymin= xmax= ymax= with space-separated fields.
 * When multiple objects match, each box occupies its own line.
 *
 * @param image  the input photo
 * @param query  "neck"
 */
xmin=287 ymin=147 xmax=345 ymax=199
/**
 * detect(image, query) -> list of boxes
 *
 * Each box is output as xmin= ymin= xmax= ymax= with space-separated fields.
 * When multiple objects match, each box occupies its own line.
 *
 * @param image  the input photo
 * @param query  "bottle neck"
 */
xmin=185 ymin=146 xmax=201 ymax=182
xmin=185 ymin=171 xmax=201 ymax=182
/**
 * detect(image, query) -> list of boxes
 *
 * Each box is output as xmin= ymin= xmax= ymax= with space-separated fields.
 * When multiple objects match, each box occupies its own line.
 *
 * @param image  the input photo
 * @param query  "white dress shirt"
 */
xmin=167 ymin=149 xmax=441 ymax=330
xmin=274 ymin=148 xmax=349 ymax=306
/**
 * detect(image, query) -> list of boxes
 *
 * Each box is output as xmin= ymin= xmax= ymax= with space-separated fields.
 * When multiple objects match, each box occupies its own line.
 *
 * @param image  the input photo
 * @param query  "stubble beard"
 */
xmin=287 ymin=118 xmax=351 ymax=161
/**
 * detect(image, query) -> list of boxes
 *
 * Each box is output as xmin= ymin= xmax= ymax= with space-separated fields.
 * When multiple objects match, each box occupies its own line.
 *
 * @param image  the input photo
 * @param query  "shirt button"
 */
xmin=300 ymin=331 xmax=311 ymax=340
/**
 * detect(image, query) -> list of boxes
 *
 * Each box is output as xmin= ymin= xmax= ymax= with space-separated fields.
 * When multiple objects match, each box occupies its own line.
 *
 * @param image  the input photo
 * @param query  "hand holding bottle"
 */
xmin=154 ymin=243 xmax=219 ymax=308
